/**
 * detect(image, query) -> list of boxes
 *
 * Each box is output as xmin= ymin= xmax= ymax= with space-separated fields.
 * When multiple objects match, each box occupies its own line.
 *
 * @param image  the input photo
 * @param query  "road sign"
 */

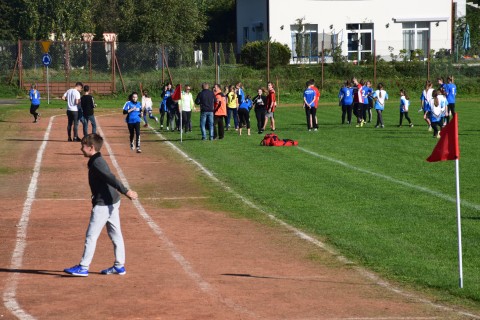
xmin=42 ymin=53 xmax=52 ymax=66
xmin=40 ymin=41 xmax=52 ymax=53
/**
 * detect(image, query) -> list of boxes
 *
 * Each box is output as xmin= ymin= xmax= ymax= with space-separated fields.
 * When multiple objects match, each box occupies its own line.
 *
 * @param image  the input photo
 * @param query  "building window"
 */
xmin=402 ymin=22 xmax=429 ymax=57
xmin=290 ymin=23 xmax=319 ymax=62
xmin=347 ymin=23 xmax=373 ymax=61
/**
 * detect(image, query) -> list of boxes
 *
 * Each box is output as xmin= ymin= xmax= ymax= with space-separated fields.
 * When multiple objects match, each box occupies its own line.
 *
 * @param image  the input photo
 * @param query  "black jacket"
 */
xmin=252 ymin=94 xmax=267 ymax=110
xmin=80 ymin=95 xmax=95 ymax=117
xmin=88 ymin=152 xmax=128 ymax=206
xmin=195 ymin=89 xmax=215 ymax=112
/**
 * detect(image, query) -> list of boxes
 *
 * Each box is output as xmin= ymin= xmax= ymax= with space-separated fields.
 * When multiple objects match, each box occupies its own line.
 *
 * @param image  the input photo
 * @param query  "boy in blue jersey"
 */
xmin=445 ymin=76 xmax=457 ymax=123
xmin=338 ymin=80 xmax=354 ymax=124
xmin=303 ymin=80 xmax=316 ymax=131
xmin=29 ymin=84 xmax=41 ymax=123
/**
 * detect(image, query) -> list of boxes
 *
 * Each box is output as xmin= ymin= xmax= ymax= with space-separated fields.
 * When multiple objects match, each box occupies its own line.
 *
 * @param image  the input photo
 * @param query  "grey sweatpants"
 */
xmin=79 ymin=201 xmax=125 ymax=269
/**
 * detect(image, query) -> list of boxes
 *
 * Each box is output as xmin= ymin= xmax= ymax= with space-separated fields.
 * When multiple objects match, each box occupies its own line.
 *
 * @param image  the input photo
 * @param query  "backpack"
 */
xmin=260 ymin=133 xmax=298 ymax=147
xmin=260 ymin=133 xmax=279 ymax=146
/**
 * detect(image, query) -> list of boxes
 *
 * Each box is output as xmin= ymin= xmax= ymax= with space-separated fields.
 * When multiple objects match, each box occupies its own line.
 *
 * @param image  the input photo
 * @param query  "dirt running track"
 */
xmin=0 ymin=109 xmax=477 ymax=320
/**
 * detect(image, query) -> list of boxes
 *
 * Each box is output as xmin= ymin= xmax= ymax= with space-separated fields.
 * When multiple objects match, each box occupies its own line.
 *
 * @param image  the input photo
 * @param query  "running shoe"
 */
xmin=100 ymin=266 xmax=126 ymax=275
xmin=64 ymin=265 xmax=88 ymax=277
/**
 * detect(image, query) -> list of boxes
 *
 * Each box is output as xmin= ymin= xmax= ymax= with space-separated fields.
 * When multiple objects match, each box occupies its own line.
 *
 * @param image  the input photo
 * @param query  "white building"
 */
xmin=236 ymin=0 xmax=466 ymax=62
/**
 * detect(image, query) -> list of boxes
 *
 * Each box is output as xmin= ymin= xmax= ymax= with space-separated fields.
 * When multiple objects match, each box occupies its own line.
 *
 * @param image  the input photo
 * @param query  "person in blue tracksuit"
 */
xmin=445 ymin=76 xmax=457 ymax=123
xmin=238 ymin=95 xmax=253 ymax=136
xmin=338 ymin=80 xmax=354 ymax=125
xmin=29 ymin=84 xmax=41 ymax=123
xmin=123 ymin=92 xmax=143 ymax=153
xmin=303 ymin=80 xmax=316 ymax=130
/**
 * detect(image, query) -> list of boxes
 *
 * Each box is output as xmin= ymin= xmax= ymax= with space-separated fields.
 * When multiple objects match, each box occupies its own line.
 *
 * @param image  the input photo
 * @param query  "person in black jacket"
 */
xmin=252 ymin=87 xmax=267 ymax=133
xmin=64 ymin=133 xmax=138 ymax=277
xmin=195 ymin=82 xmax=215 ymax=140
xmin=80 ymin=85 xmax=97 ymax=136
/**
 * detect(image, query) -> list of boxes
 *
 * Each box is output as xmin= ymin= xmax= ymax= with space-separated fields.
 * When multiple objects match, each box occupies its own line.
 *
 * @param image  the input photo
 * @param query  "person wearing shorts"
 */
xmin=264 ymin=82 xmax=276 ymax=131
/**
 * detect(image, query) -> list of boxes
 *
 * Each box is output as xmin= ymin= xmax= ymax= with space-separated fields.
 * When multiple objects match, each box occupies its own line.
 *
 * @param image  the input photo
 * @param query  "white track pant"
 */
xmin=79 ymin=201 xmax=125 ymax=269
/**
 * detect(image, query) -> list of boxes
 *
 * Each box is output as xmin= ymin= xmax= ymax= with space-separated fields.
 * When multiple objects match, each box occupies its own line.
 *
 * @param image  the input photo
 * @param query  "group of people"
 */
xmin=420 ymin=76 xmax=457 ymax=138
xmin=147 ymin=81 xmax=277 ymax=140
xmin=191 ymin=81 xmax=277 ymax=140
xmin=337 ymin=76 xmax=457 ymax=135
xmin=62 ymin=82 xmax=97 ymax=142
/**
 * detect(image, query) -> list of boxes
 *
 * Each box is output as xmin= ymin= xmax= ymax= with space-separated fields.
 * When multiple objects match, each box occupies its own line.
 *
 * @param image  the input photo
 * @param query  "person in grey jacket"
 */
xmin=64 ymin=133 xmax=138 ymax=277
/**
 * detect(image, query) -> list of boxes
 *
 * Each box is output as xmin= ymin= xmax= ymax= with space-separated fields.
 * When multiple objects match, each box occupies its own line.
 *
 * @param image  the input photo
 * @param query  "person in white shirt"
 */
xmin=179 ymin=85 xmax=195 ymax=132
xmin=62 ymin=82 xmax=83 ymax=141
xmin=372 ymin=83 xmax=388 ymax=128
xmin=141 ymin=90 xmax=158 ymax=127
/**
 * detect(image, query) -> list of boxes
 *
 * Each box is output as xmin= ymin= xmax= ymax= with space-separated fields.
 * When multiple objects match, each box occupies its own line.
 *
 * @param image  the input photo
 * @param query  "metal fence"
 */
xmin=1 ymin=39 xmax=478 ymax=97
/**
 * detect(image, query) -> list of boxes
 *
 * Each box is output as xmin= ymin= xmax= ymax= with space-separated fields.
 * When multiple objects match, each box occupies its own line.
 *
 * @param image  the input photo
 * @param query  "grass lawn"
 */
xmin=5 ymin=95 xmax=480 ymax=309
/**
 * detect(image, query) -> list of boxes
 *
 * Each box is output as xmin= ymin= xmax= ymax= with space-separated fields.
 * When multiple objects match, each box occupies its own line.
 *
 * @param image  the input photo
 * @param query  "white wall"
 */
xmin=237 ymin=0 xmax=457 ymax=60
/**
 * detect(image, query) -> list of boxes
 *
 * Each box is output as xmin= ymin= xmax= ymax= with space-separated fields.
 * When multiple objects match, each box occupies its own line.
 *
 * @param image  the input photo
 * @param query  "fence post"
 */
xmin=111 ymin=41 xmax=116 ymax=92
xmin=267 ymin=41 xmax=270 ymax=82
xmin=215 ymin=42 xmax=219 ymax=84
xmin=65 ymin=41 xmax=70 ymax=90
xmin=162 ymin=45 xmax=165 ymax=84
xmin=19 ymin=40 xmax=23 ymax=89
xmin=373 ymin=40 xmax=377 ymax=85
xmin=321 ymin=40 xmax=324 ymax=90
xmin=427 ymin=32 xmax=431 ymax=80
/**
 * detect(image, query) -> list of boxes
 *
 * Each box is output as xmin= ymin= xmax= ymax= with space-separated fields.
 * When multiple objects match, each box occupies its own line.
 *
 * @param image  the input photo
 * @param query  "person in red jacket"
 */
xmin=213 ymin=84 xmax=227 ymax=139
xmin=264 ymin=82 xmax=277 ymax=131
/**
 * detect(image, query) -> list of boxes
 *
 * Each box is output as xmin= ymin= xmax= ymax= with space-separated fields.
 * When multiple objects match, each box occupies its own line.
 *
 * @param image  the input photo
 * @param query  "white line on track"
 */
xmin=96 ymin=121 xmax=258 ymax=319
xmin=3 ymin=116 xmax=57 ymax=320
xmin=298 ymin=147 xmax=480 ymax=212
xmin=148 ymin=127 xmax=480 ymax=320
xmin=34 ymin=196 xmax=209 ymax=201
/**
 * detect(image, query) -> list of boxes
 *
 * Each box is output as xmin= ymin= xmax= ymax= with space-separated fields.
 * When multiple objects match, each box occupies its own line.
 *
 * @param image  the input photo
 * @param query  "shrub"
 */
xmin=240 ymin=41 xmax=291 ymax=69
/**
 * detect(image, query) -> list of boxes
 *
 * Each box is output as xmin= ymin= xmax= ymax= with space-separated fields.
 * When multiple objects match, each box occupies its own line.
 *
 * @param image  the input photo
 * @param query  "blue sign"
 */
xmin=42 ymin=53 xmax=52 ymax=66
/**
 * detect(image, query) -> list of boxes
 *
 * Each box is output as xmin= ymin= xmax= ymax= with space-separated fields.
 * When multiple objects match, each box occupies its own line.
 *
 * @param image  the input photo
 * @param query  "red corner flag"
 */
xmin=427 ymin=114 xmax=460 ymax=162
xmin=171 ymin=84 xmax=182 ymax=101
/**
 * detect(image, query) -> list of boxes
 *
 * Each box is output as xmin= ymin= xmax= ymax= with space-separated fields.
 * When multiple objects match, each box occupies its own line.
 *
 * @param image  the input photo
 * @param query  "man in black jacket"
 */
xmin=64 ymin=133 xmax=138 ymax=277
xmin=195 ymin=82 xmax=215 ymax=140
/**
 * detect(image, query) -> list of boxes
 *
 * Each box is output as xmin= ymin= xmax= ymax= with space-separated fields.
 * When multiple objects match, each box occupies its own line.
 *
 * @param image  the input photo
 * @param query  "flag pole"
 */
xmin=455 ymin=158 xmax=463 ymax=288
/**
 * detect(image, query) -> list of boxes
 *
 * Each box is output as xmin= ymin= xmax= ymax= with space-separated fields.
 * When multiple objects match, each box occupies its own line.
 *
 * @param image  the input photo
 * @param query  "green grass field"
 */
xmin=161 ymin=98 xmax=480 ymax=308
xmin=4 ymin=96 xmax=480 ymax=310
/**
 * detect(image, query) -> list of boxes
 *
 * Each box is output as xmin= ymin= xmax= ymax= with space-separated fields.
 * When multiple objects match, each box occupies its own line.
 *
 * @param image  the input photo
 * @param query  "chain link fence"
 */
xmin=1 ymin=40 xmax=478 ymax=97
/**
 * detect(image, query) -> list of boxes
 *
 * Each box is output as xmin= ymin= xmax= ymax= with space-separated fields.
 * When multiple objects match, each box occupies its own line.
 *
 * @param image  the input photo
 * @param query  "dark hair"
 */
xmin=81 ymin=133 xmax=103 ymax=151
xmin=377 ymin=83 xmax=384 ymax=98
xmin=129 ymin=91 xmax=138 ymax=102
xmin=84 ymin=85 xmax=90 ymax=92
xmin=75 ymin=82 xmax=83 ymax=88
xmin=400 ymin=88 xmax=410 ymax=101
xmin=432 ymin=89 xmax=439 ymax=107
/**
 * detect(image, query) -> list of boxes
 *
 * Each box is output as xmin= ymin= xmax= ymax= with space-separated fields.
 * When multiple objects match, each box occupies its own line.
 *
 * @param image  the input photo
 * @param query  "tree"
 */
xmin=218 ymin=43 xmax=225 ymax=65
xmin=229 ymin=43 xmax=236 ymax=64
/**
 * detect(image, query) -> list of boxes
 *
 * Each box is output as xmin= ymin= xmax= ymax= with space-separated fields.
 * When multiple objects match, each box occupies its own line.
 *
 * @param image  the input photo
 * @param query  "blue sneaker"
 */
xmin=100 ymin=266 xmax=126 ymax=275
xmin=64 ymin=265 xmax=88 ymax=277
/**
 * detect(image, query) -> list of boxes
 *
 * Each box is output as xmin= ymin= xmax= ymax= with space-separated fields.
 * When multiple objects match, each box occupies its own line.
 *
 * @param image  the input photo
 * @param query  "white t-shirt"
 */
xmin=180 ymin=92 xmax=193 ymax=112
xmin=63 ymin=88 xmax=80 ymax=111
xmin=142 ymin=97 xmax=153 ymax=110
